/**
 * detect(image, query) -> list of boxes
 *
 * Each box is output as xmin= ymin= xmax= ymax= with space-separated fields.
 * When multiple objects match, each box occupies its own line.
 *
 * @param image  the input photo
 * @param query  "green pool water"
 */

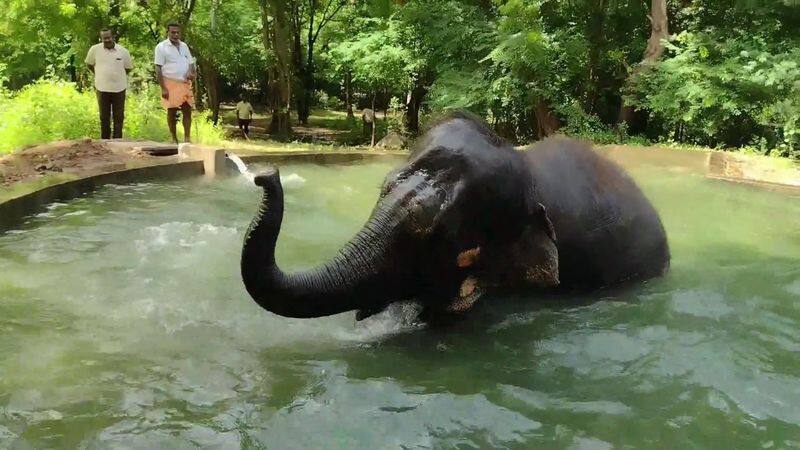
xmin=1 ymin=156 xmax=799 ymax=449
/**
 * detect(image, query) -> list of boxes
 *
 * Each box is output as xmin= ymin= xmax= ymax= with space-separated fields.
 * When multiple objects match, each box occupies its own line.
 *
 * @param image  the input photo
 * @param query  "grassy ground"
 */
xmin=218 ymin=105 xmax=382 ymax=148
xmin=217 ymin=105 xmax=798 ymax=167
xmin=218 ymin=139 xmax=373 ymax=154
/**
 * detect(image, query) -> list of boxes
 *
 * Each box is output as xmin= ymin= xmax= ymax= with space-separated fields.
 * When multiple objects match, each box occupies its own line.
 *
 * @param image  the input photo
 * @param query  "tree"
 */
xmin=617 ymin=0 xmax=668 ymax=127
xmin=329 ymin=13 xmax=415 ymax=140
xmin=397 ymin=0 xmax=493 ymax=134
xmin=187 ymin=0 xmax=266 ymax=124
xmin=0 ymin=0 xmax=796 ymax=156
xmin=259 ymin=0 xmax=293 ymax=139
xmin=0 ymin=0 xmax=108 ymax=89
xmin=288 ymin=0 xmax=349 ymax=125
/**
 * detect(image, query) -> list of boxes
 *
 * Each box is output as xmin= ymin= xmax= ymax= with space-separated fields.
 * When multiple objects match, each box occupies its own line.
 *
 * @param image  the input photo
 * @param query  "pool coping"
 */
xmin=0 ymin=146 xmax=408 ymax=233
xmin=1 ymin=142 xmax=798 ymax=233
xmin=598 ymin=146 xmax=800 ymax=193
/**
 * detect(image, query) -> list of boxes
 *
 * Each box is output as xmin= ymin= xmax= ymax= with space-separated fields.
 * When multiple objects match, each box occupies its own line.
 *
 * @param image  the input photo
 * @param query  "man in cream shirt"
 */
xmin=154 ymin=23 xmax=196 ymax=143
xmin=236 ymin=95 xmax=254 ymax=138
xmin=85 ymin=28 xmax=133 ymax=139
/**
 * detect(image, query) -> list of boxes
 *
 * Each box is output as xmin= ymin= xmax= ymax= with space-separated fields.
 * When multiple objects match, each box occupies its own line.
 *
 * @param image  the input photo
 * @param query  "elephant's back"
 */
xmin=524 ymin=137 xmax=670 ymax=288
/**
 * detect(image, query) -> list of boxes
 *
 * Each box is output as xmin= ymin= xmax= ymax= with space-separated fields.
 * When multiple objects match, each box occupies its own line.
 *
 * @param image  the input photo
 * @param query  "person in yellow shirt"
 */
xmin=85 ymin=28 xmax=133 ymax=139
xmin=235 ymin=96 xmax=254 ymax=138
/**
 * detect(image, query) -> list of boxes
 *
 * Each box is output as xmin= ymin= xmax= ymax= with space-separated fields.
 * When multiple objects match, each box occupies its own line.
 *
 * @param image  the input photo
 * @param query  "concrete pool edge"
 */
xmin=0 ymin=159 xmax=205 ymax=232
xmin=0 ymin=146 xmax=408 ymax=232
xmin=233 ymin=150 xmax=407 ymax=165
xmin=595 ymin=145 xmax=800 ymax=192
xmin=2 ymin=142 xmax=798 ymax=233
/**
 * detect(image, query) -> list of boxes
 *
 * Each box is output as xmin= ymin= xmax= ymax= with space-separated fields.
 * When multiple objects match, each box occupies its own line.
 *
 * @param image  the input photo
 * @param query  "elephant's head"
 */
xmin=241 ymin=112 xmax=559 ymax=319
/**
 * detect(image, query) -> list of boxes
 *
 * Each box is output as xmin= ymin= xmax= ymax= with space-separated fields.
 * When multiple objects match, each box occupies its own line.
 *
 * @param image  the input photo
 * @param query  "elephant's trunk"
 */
xmin=241 ymin=168 xmax=404 ymax=318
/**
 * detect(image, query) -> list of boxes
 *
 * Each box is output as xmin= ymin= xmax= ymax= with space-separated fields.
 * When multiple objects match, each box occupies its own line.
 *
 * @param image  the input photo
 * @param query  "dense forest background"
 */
xmin=0 ymin=0 xmax=798 ymax=158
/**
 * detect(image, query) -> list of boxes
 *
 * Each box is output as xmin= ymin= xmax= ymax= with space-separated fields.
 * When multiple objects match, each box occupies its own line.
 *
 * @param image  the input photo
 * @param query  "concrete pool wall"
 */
xmin=0 ymin=142 xmax=405 ymax=232
xmin=1 ymin=140 xmax=797 ymax=233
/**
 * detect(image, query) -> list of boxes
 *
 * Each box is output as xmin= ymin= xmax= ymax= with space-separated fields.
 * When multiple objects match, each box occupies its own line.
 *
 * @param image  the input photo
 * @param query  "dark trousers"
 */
xmin=238 ymin=118 xmax=251 ymax=135
xmin=97 ymin=90 xmax=126 ymax=139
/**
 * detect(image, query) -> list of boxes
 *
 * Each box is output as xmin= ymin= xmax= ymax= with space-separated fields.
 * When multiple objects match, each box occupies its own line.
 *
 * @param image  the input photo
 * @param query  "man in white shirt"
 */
xmin=236 ymin=95 xmax=254 ymax=138
xmin=85 ymin=28 xmax=133 ymax=139
xmin=154 ymin=23 xmax=196 ymax=143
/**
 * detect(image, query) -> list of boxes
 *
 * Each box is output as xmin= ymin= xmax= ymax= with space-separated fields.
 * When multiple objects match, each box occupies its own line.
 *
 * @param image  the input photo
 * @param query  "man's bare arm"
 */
xmin=186 ymin=63 xmax=196 ymax=81
xmin=155 ymin=65 xmax=168 ymax=99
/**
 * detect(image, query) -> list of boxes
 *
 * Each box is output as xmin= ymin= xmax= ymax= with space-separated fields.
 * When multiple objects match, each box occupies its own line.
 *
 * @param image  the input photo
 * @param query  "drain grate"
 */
xmin=139 ymin=146 xmax=178 ymax=156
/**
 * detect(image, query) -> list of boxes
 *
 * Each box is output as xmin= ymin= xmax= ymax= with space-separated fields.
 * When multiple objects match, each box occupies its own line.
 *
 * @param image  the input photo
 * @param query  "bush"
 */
xmin=314 ymin=90 xmax=343 ymax=110
xmin=0 ymin=79 xmax=225 ymax=154
xmin=556 ymin=102 xmax=633 ymax=145
xmin=0 ymin=80 xmax=97 ymax=152
xmin=626 ymin=32 xmax=800 ymax=157
xmin=385 ymin=96 xmax=406 ymax=136
xmin=123 ymin=84 xmax=226 ymax=146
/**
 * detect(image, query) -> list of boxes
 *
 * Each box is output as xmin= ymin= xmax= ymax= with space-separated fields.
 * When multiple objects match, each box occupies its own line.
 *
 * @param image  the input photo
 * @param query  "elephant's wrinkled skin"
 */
xmin=241 ymin=112 xmax=669 ymax=320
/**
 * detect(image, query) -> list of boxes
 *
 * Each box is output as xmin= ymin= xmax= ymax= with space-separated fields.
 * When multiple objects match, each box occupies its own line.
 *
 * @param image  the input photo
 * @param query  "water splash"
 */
xmin=282 ymin=173 xmax=307 ymax=187
xmin=225 ymin=152 xmax=255 ymax=182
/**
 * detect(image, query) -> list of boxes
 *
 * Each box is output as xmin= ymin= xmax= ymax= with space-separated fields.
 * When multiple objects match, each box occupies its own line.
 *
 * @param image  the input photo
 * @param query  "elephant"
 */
xmin=241 ymin=111 xmax=670 ymax=321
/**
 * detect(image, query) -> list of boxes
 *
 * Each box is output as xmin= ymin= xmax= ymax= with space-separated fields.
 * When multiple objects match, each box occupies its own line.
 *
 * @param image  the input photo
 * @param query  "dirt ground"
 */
xmin=218 ymin=105 xmax=364 ymax=145
xmin=221 ymin=118 xmax=356 ymax=144
xmin=0 ymin=139 xmax=150 ymax=187
xmin=2 ymin=136 xmax=796 ymax=192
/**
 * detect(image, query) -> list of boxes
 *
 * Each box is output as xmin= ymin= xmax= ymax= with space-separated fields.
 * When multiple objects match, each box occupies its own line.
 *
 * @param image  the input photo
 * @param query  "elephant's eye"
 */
xmin=381 ymin=179 xmax=400 ymax=198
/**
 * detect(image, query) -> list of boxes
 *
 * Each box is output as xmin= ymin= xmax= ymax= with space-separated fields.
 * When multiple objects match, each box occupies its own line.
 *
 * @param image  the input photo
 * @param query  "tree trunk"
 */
xmin=260 ymin=0 xmax=292 ymax=140
xmin=293 ymin=0 xmax=348 ymax=125
xmin=299 ymin=71 xmax=312 ymax=126
xmin=300 ymin=10 xmax=316 ymax=126
xmin=210 ymin=0 xmax=220 ymax=31
xmin=291 ymin=12 xmax=309 ymax=126
xmin=534 ymin=100 xmax=560 ymax=138
xmin=586 ymin=0 xmax=607 ymax=113
xmin=404 ymin=75 xmax=430 ymax=135
xmin=371 ymin=92 xmax=377 ymax=146
xmin=68 ymin=52 xmax=77 ymax=83
xmin=618 ymin=0 xmax=668 ymax=126
xmin=109 ymin=0 xmax=121 ymax=33
xmin=198 ymin=56 xmax=220 ymax=124
xmin=194 ymin=64 xmax=205 ymax=110
xmin=345 ymin=70 xmax=354 ymax=119
xmin=269 ymin=78 xmax=281 ymax=132
xmin=181 ymin=0 xmax=198 ymax=27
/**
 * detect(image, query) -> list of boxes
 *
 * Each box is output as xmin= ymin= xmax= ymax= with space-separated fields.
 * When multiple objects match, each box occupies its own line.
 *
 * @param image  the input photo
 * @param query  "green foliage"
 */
xmin=186 ymin=0 xmax=268 ymax=87
xmin=123 ymin=84 xmax=226 ymax=146
xmin=328 ymin=16 xmax=414 ymax=94
xmin=314 ymin=90 xmax=343 ymax=110
xmin=0 ymin=0 xmax=798 ymax=159
xmin=626 ymin=31 xmax=800 ymax=156
xmin=386 ymin=96 xmax=406 ymax=136
xmin=0 ymin=0 xmax=108 ymax=89
xmin=0 ymin=81 xmax=224 ymax=154
xmin=0 ymin=80 xmax=97 ymax=152
xmin=426 ymin=0 xmax=652 ymax=143
xmin=556 ymin=102 xmax=629 ymax=145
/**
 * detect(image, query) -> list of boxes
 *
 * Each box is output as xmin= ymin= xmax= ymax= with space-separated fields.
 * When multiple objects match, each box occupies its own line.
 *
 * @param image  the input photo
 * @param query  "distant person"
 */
xmin=236 ymin=96 xmax=254 ymax=138
xmin=85 ymin=28 xmax=133 ymax=139
xmin=154 ymin=23 xmax=196 ymax=143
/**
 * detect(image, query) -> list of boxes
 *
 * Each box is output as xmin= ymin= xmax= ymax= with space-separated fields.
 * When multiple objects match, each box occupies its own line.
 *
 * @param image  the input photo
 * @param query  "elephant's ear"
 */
xmin=379 ymin=146 xmax=464 ymax=207
xmin=509 ymin=202 xmax=559 ymax=287
xmin=391 ymin=147 xmax=470 ymax=237
xmin=535 ymin=202 xmax=557 ymax=243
